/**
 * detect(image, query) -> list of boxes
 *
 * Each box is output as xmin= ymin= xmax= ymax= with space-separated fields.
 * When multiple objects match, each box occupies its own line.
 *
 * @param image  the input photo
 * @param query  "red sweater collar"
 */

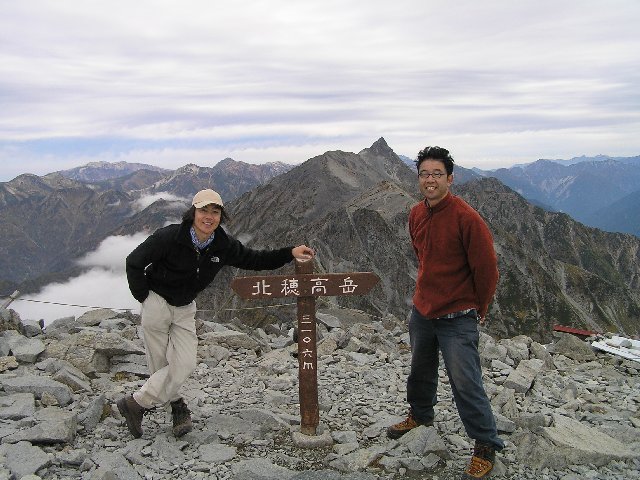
xmin=424 ymin=191 xmax=453 ymax=212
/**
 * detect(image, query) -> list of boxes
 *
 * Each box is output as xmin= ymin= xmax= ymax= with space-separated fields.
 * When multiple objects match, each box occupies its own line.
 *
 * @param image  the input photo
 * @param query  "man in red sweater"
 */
xmin=387 ymin=146 xmax=503 ymax=479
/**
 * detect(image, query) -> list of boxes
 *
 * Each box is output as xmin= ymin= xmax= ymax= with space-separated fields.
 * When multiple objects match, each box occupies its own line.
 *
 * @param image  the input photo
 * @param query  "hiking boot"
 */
xmin=116 ymin=395 xmax=146 ymax=439
xmin=386 ymin=409 xmax=432 ymax=439
xmin=170 ymin=398 xmax=193 ymax=437
xmin=460 ymin=441 xmax=496 ymax=479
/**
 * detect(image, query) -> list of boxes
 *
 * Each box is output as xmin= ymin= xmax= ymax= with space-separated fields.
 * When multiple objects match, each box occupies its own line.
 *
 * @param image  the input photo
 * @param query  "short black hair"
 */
xmin=415 ymin=146 xmax=454 ymax=175
xmin=181 ymin=204 xmax=230 ymax=224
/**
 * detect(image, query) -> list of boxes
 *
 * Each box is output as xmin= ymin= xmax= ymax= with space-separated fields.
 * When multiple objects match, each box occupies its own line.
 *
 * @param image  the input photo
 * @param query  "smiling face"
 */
xmin=192 ymin=204 xmax=222 ymax=241
xmin=418 ymin=159 xmax=453 ymax=207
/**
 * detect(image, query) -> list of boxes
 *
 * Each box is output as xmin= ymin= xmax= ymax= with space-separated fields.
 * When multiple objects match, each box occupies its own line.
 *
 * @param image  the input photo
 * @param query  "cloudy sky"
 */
xmin=1 ymin=0 xmax=639 ymax=181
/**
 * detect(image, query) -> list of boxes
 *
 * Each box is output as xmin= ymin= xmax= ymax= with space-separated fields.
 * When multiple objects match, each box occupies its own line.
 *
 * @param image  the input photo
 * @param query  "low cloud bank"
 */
xmin=134 ymin=192 xmax=188 ymax=212
xmin=11 ymin=233 xmax=149 ymax=325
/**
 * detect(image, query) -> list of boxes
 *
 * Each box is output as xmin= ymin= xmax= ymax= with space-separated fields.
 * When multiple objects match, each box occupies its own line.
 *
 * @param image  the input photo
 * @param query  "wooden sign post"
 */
xmin=230 ymin=260 xmax=379 ymax=435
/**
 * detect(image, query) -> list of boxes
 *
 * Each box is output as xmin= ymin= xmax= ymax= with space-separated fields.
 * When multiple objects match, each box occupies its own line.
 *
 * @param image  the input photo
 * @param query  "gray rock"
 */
xmin=57 ymin=448 xmax=89 ymax=466
xmin=92 ymin=451 xmax=143 ymax=480
xmin=53 ymin=366 xmax=93 ymax=392
xmin=205 ymin=412 xmax=263 ymax=441
xmin=332 ymin=430 xmax=358 ymax=444
xmin=292 ymin=429 xmax=333 ymax=448
xmin=291 ymin=471 xmax=378 ymax=480
xmin=552 ymin=333 xmax=597 ymax=362
xmin=18 ymin=317 xmax=43 ymax=338
xmin=0 ymin=356 xmax=18 ymax=372
xmin=494 ymin=412 xmax=517 ymax=433
xmin=1 ymin=407 xmax=77 ymax=444
xmin=237 ymin=407 xmax=291 ymax=431
xmin=1 ymin=330 xmax=45 ymax=363
xmin=230 ymin=458 xmax=297 ymax=480
xmin=317 ymin=313 xmax=342 ymax=329
xmin=200 ymin=331 xmax=263 ymax=351
xmin=77 ymin=309 xmax=119 ymax=326
xmin=0 ymin=441 xmax=53 ymax=478
xmin=0 ymin=307 xmax=21 ymax=333
xmin=333 ymin=442 xmax=359 ymax=455
xmin=328 ymin=446 xmax=385 ymax=473
xmin=45 ymin=330 xmax=143 ymax=375
xmin=515 ymin=412 xmax=550 ymax=430
xmin=530 ymin=341 xmax=554 ymax=367
xmin=399 ymin=456 xmax=425 ymax=471
xmin=43 ymin=316 xmax=81 ymax=335
xmin=499 ymin=338 xmax=530 ymax=364
xmin=149 ymin=435 xmax=187 ymax=464
xmin=198 ymin=443 xmax=237 ymax=463
xmin=542 ymin=414 xmax=638 ymax=466
xmin=0 ymin=374 xmax=73 ymax=405
xmin=397 ymin=425 xmax=449 ymax=457
xmin=0 ymin=392 xmax=36 ymax=420
xmin=317 ymin=336 xmax=339 ymax=356
xmin=503 ymin=358 xmax=544 ymax=393
xmin=78 ymin=394 xmax=107 ymax=432
xmin=98 ymin=318 xmax=131 ymax=331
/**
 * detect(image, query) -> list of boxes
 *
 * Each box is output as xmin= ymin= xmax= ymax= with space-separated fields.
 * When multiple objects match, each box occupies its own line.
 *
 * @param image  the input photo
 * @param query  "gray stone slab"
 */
xmin=543 ymin=414 xmax=638 ymax=466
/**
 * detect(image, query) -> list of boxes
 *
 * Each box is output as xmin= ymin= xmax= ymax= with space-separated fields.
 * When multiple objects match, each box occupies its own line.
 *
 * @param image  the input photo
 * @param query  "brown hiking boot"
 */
xmin=170 ymin=398 xmax=193 ymax=437
xmin=460 ymin=441 xmax=496 ymax=479
xmin=116 ymin=395 xmax=146 ymax=439
xmin=386 ymin=409 xmax=432 ymax=439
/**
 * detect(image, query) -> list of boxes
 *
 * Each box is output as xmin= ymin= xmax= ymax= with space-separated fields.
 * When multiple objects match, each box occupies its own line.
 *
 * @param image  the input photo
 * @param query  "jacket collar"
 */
xmin=424 ymin=191 xmax=453 ymax=213
xmin=177 ymin=221 xmax=230 ymax=251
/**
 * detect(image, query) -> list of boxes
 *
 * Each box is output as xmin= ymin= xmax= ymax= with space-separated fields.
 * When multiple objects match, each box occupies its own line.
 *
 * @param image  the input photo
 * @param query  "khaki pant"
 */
xmin=133 ymin=291 xmax=198 ymax=409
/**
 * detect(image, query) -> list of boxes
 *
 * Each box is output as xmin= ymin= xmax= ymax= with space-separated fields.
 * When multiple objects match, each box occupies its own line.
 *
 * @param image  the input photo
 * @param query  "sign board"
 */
xmin=230 ymin=261 xmax=380 ymax=435
xmin=230 ymin=272 xmax=379 ymax=299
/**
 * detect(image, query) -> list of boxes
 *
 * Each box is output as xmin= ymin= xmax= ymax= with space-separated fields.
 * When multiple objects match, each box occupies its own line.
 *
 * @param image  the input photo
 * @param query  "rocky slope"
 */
xmin=0 ymin=306 xmax=639 ymax=480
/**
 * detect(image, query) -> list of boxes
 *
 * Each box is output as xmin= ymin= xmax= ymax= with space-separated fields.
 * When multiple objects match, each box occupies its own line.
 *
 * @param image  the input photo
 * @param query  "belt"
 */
xmin=437 ymin=308 xmax=475 ymax=319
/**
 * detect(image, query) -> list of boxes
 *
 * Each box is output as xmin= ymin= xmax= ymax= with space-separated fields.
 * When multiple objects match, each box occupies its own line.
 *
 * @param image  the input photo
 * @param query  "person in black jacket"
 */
xmin=117 ymin=189 xmax=315 ymax=439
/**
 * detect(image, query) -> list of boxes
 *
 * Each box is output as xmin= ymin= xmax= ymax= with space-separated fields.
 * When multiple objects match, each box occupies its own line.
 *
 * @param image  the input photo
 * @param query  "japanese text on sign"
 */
xmin=250 ymin=276 xmax=361 ymax=297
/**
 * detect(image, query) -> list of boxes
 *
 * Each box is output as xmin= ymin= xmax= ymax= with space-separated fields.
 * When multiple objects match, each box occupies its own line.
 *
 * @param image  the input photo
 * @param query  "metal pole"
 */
xmin=295 ymin=259 xmax=319 ymax=435
xmin=1 ymin=290 xmax=20 ymax=309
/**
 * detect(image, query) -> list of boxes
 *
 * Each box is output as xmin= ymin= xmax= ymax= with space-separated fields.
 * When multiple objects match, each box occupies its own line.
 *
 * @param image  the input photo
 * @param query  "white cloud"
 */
xmin=133 ymin=192 xmax=188 ymax=212
xmin=11 ymin=233 xmax=148 ymax=324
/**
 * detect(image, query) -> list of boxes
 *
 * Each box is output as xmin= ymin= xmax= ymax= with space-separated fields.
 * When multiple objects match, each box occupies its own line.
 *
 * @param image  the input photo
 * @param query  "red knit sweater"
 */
xmin=409 ymin=192 xmax=499 ymax=319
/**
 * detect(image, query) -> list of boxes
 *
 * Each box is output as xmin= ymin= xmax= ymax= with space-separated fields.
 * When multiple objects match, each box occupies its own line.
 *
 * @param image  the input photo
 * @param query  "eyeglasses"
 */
xmin=418 ymin=171 xmax=446 ymax=179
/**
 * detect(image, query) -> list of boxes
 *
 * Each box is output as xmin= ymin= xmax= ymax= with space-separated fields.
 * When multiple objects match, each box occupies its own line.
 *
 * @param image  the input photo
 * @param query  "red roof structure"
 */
xmin=553 ymin=324 xmax=598 ymax=338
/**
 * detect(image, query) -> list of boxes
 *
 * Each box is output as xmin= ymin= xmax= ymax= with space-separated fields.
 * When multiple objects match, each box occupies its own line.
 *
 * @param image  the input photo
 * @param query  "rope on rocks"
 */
xmin=8 ymin=296 xmax=387 ymax=322
xmin=9 ymin=296 xmax=297 ymax=314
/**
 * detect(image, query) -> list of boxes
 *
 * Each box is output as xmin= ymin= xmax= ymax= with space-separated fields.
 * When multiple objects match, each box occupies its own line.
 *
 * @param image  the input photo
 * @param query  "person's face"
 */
xmin=418 ymin=159 xmax=453 ymax=206
xmin=193 ymin=204 xmax=222 ymax=240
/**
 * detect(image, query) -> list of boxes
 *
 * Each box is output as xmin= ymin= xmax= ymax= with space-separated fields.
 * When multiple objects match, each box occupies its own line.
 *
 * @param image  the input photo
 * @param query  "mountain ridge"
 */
xmin=479 ymin=157 xmax=640 ymax=236
xmin=1 ymin=140 xmax=638 ymax=341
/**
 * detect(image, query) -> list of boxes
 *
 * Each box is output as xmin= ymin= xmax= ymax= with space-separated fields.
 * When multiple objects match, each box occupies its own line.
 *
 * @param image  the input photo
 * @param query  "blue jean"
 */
xmin=407 ymin=306 xmax=504 ymax=449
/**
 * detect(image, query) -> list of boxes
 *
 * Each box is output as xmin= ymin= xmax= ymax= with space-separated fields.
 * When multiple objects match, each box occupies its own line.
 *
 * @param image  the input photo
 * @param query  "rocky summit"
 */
xmin=0 ymin=306 xmax=639 ymax=480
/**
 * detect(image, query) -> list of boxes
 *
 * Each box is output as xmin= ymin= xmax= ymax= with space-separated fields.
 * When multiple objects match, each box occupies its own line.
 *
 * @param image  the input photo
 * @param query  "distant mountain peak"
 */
xmin=56 ymin=160 xmax=168 ymax=183
xmin=360 ymin=137 xmax=394 ymax=157
xmin=216 ymin=157 xmax=237 ymax=167
xmin=175 ymin=164 xmax=201 ymax=174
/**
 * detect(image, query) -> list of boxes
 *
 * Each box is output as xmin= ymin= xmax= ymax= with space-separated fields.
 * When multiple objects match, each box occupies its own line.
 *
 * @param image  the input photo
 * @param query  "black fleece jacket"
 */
xmin=126 ymin=222 xmax=294 ymax=307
